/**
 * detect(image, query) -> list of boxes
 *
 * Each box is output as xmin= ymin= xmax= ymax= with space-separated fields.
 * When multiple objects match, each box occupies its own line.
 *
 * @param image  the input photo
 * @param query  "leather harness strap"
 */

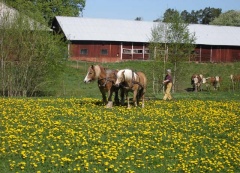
xmin=98 ymin=70 xmax=118 ymax=87
xmin=129 ymin=70 xmax=143 ymax=89
xmin=98 ymin=77 xmax=115 ymax=87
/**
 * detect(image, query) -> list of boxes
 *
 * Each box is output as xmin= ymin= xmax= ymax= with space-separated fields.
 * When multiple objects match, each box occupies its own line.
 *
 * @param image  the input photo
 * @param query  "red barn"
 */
xmin=52 ymin=16 xmax=240 ymax=63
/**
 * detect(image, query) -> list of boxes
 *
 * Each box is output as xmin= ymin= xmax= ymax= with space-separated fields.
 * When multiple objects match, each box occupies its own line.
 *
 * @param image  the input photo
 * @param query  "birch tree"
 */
xmin=150 ymin=12 xmax=196 ymax=92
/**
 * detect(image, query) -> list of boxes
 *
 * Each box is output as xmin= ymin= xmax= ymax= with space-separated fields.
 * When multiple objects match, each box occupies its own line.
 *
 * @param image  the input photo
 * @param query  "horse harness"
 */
xmin=124 ymin=70 xmax=144 ymax=89
xmin=97 ymin=72 xmax=117 ymax=87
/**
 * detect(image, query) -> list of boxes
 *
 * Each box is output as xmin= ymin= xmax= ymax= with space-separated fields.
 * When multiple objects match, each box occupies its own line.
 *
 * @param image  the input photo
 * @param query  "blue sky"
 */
xmin=83 ymin=0 xmax=240 ymax=21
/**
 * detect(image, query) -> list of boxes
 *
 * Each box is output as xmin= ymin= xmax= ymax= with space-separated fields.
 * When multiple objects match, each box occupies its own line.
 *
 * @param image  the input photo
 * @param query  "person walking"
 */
xmin=163 ymin=69 xmax=173 ymax=101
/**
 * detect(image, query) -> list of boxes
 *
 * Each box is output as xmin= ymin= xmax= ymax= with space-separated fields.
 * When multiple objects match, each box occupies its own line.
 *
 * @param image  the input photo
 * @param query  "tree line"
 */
xmin=137 ymin=7 xmax=240 ymax=26
xmin=161 ymin=7 xmax=222 ymax=24
xmin=4 ymin=0 xmax=85 ymax=26
xmin=4 ymin=1 xmax=240 ymax=27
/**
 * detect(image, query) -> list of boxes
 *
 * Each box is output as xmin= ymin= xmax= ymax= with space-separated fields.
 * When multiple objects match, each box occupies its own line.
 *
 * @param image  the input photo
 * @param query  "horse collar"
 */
xmin=98 ymin=78 xmax=108 ymax=87
xmin=98 ymin=77 xmax=115 ymax=87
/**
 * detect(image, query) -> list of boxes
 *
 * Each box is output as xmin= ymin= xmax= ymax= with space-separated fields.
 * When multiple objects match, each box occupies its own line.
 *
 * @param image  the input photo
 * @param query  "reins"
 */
xmin=132 ymin=80 xmax=143 ymax=89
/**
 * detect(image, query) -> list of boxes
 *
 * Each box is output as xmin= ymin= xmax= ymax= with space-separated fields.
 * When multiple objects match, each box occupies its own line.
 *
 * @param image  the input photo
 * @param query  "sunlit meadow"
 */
xmin=0 ymin=98 xmax=239 ymax=173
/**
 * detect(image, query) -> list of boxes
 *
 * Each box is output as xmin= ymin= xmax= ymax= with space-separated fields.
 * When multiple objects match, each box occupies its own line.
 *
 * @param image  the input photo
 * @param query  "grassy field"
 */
xmin=0 ymin=97 xmax=239 ymax=173
xmin=0 ymin=61 xmax=239 ymax=172
xmin=49 ymin=60 xmax=240 ymax=99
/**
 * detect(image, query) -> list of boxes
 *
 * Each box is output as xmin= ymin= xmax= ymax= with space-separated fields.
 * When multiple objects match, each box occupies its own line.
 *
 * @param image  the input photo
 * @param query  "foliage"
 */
xmin=162 ymin=7 xmax=222 ymax=24
xmin=0 ymin=11 xmax=67 ymax=96
xmin=148 ymin=22 xmax=170 ymax=88
xmin=4 ymin=0 xmax=86 ymax=26
xmin=201 ymin=7 xmax=222 ymax=24
xmin=210 ymin=10 xmax=240 ymax=26
xmin=165 ymin=13 xmax=196 ymax=63
xmin=0 ymin=98 xmax=239 ymax=172
xmin=149 ymin=12 xmax=196 ymax=92
xmin=162 ymin=8 xmax=180 ymax=23
xmin=135 ymin=17 xmax=143 ymax=21
xmin=166 ymin=14 xmax=196 ymax=91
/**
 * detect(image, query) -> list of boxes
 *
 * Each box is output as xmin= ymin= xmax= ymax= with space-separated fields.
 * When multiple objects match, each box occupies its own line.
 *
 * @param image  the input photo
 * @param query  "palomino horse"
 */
xmin=115 ymin=69 xmax=147 ymax=108
xmin=191 ymin=74 xmax=203 ymax=92
xmin=83 ymin=65 xmax=124 ymax=108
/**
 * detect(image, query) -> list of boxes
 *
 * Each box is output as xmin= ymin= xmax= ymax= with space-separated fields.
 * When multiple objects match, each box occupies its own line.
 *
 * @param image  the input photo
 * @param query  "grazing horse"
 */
xmin=230 ymin=74 xmax=240 ymax=90
xmin=83 ymin=65 xmax=123 ymax=108
xmin=115 ymin=69 xmax=147 ymax=108
xmin=203 ymin=76 xmax=221 ymax=90
xmin=191 ymin=74 xmax=203 ymax=92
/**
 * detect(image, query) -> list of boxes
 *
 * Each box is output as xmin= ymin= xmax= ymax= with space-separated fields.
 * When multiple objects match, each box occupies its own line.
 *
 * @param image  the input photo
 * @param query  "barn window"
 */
xmin=133 ymin=49 xmax=143 ymax=54
xmin=144 ymin=49 xmax=150 ymax=54
xmin=101 ymin=49 xmax=108 ymax=55
xmin=80 ymin=49 xmax=88 ymax=55
xmin=123 ymin=48 xmax=132 ymax=54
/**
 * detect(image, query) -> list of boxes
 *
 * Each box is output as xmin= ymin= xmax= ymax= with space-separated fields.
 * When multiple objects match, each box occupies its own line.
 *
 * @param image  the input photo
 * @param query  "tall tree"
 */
xmin=150 ymin=12 xmax=196 ymax=92
xmin=166 ymin=13 xmax=196 ymax=91
xmin=189 ymin=10 xmax=199 ymax=24
xmin=181 ymin=10 xmax=192 ymax=23
xmin=161 ymin=7 xmax=222 ymax=24
xmin=210 ymin=10 xmax=240 ymax=26
xmin=162 ymin=8 xmax=179 ymax=22
xmin=201 ymin=7 xmax=222 ymax=24
xmin=4 ymin=0 xmax=86 ymax=26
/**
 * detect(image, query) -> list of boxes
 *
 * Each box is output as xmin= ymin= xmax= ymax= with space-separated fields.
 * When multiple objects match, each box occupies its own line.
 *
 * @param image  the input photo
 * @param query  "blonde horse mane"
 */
xmin=94 ymin=65 xmax=101 ymax=78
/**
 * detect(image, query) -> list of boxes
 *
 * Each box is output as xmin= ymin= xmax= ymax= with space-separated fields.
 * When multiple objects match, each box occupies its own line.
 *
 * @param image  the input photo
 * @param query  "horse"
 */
xmin=203 ymin=76 xmax=221 ymax=90
xmin=191 ymin=74 xmax=203 ymax=92
xmin=83 ymin=65 xmax=124 ymax=108
xmin=115 ymin=69 xmax=147 ymax=108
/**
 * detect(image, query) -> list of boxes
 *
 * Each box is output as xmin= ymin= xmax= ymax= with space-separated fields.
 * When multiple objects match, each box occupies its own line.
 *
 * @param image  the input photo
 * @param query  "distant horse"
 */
xmin=83 ymin=65 xmax=124 ymax=108
xmin=203 ymin=76 xmax=221 ymax=90
xmin=115 ymin=69 xmax=147 ymax=108
xmin=191 ymin=74 xmax=203 ymax=92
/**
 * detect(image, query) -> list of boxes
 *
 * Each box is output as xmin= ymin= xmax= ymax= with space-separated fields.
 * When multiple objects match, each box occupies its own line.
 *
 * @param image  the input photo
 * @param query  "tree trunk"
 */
xmin=172 ymin=61 xmax=177 ymax=93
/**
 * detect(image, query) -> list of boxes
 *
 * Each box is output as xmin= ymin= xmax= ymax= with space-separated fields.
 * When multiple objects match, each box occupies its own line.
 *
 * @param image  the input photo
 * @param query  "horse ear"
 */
xmin=91 ymin=65 xmax=94 ymax=69
xmin=122 ymin=70 xmax=125 ymax=75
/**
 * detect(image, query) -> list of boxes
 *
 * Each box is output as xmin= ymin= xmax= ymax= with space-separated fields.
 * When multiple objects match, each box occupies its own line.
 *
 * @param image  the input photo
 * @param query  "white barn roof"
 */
xmin=55 ymin=16 xmax=240 ymax=46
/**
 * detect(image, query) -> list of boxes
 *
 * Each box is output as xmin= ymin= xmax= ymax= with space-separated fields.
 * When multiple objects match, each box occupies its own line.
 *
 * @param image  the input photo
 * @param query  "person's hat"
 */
xmin=167 ymin=69 xmax=171 ymax=73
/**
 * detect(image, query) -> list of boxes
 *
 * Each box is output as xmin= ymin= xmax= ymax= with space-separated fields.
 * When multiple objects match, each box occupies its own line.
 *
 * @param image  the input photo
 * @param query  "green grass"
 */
xmin=48 ymin=60 xmax=240 ymax=100
xmin=161 ymin=91 xmax=240 ymax=101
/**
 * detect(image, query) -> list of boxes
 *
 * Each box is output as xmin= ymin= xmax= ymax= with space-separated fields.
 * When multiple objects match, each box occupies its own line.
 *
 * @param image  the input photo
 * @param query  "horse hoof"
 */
xmin=106 ymin=101 xmax=113 ymax=108
xmin=106 ymin=105 xmax=112 ymax=108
